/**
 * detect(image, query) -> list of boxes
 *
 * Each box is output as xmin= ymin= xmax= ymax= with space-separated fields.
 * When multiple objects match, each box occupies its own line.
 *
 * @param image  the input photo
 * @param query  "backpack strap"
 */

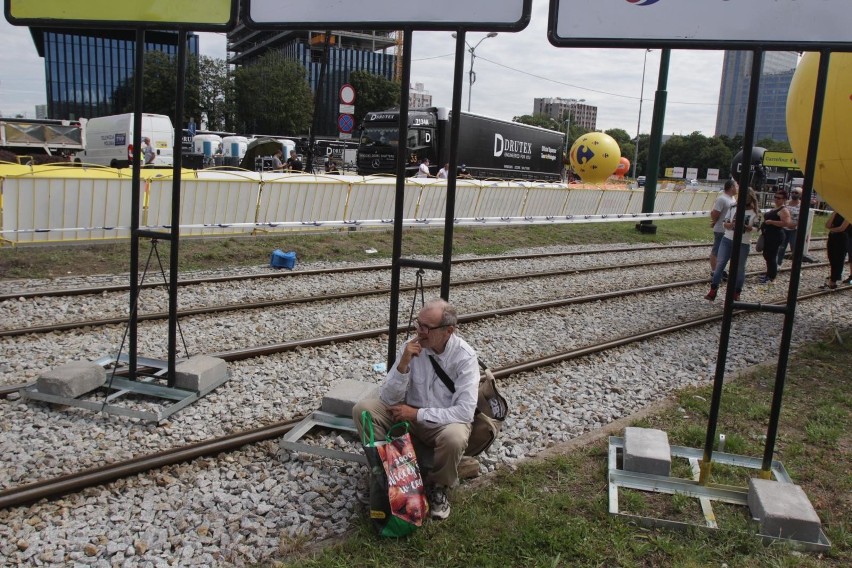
xmin=428 ymin=355 xmax=455 ymax=393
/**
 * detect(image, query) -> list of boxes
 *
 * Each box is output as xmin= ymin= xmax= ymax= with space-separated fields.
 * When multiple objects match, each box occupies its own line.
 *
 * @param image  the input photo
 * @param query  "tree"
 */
xmin=196 ymin=56 xmax=234 ymax=132
xmin=113 ymin=50 xmax=201 ymax=126
xmin=604 ymin=128 xmax=633 ymax=162
xmin=513 ymin=113 xmax=560 ymax=131
xmin=348 ymin=70 xmax=399 ymax=125
xmin=232 ymin=51 xmax=313 ymax=136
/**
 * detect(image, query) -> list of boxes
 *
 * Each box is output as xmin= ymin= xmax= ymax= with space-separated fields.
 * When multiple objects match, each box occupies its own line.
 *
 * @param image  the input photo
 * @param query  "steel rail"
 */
xmin=1 ymin=286 xmax=846 ymax=509
xmin=0 ymin=418 xmax=304 ymax=510
xmin=0 ymin=242 xmax=714 ymax=302
xmin=0 ymin=264 xmax=836 ymax=398
xmin=0 ymin=255 xmax=714 ymax=338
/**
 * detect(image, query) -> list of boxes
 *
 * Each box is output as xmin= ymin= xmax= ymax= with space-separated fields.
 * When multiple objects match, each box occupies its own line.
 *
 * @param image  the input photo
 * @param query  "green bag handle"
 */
xmin=361 ymin=410 xmax=376 ymax=447
xmin=386 ymin=421 xmax=410 ymax=442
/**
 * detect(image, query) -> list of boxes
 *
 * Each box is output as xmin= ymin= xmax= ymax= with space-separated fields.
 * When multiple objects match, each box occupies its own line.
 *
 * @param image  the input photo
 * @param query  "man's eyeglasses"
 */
xmin=414 ymin=319 xmax=449 ymax=333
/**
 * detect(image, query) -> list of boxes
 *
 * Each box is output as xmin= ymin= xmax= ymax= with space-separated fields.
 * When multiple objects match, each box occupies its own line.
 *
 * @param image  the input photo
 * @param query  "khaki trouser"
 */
xmin=353 ymin=397 xmax=470 ymax=488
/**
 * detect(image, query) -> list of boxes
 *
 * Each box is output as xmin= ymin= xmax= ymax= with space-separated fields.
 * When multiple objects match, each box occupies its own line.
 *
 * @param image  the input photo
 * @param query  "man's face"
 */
xmin=414 ymin=307 xmax=451 ymax=351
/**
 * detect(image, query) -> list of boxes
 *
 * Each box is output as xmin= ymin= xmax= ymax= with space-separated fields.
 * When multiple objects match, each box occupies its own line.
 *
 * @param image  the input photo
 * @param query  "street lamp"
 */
xmin=632 ymin=49 xmax=652 ymax=180
xmin=452 ymin=32 xmax=498 ymax=112
xmin=562 ymin=98 xmax=585 ymax=144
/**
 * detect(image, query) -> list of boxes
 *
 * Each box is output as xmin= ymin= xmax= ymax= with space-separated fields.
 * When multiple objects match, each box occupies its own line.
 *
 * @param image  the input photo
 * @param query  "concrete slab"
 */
xmin=174 ymin=355 xmax=228 ymax=391
xmin=623 ymin=427 xmax=671 ymax=476
xmin=36 ymin=361 xmax=106 ymax=398
xmin=748 ymin=478 xmax=822 ymax=542
xmin=321 ymin=379 xmax=380 ymax=416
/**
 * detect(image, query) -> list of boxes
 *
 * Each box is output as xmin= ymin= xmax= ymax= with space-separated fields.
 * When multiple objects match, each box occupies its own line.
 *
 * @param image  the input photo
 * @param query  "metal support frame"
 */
xmin=279 ymin=411 xmax=366 ymax=464
xmin=607 ymin=437 xmax=831 ymax=552
xmin=387 ymin=27 xmax=467 ymax=365
xmin=20 ymin=355 xmax=231 ymax=423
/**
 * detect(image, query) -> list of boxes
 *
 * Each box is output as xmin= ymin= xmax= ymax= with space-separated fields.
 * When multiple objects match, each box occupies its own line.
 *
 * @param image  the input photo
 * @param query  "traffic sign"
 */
xmin=338 ymin=113 xmax=355 ymax=134
xmin=339 ymin=84 xmax=356 ymax=105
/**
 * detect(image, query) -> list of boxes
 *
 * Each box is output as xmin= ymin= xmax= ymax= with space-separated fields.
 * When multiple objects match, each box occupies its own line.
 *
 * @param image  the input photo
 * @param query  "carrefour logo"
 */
xmin=626 ymin=0 xmax=661 ymax=5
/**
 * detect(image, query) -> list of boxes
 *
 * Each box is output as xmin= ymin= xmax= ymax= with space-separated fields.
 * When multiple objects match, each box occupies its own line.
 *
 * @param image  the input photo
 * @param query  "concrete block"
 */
xmin=321 ymin=380 xmax=380 ymax=416
xmin=37 ymin=361 xmax=106 ymax=398
xmin=748 ymin=478 xmax=822 ymax=542
xmin=623 ymin=427 xmax=671 ymax=476
xmin=174 ymin=355 xmax=228 ymax=391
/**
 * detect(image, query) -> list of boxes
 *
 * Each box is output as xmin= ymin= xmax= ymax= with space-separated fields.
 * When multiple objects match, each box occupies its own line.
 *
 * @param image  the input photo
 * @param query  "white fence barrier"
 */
xmin=1 ymin=172 xmax=718 ymax=244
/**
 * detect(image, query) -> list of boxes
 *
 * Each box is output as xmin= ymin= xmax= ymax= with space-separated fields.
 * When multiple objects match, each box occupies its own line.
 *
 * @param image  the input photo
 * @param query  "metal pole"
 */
xmin=129 ymin=29 xmax=145 ymax=380
xmin=700 ymin=48 xmax=764 ymax=484
xmin=636 ymin=49 xmax=669 ymax=234
xmin=760 ymin=49 xmax=831 ymax=476
xmin=441 ymin=31 xmax=467 ymax=300
xmin=387 ymin=28 xmax=413 ymax=368
xmin=166 ymin=31 xmax=187 ymax=386
xmin=632 ymin=49 xmax=650 ymax=179
xmin=467 ymin=49 xmax=474 ymax=112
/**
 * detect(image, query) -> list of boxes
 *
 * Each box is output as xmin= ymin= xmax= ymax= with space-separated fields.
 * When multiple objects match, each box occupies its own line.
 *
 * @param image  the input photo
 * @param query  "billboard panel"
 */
xmin=247 ymin=0 xmax=531 ymax=31
xmin=549 ymin=0 xmax=852 ymax=50
xmin=5 ymin=0 xmax=236 ymax=30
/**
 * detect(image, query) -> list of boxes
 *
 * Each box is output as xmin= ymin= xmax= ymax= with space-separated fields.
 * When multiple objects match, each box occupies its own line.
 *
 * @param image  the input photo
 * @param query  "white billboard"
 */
xmin=549 ymin=0 xmax=852 ymax=50
xmin=248 ymin=0 xmax=531 ymax=30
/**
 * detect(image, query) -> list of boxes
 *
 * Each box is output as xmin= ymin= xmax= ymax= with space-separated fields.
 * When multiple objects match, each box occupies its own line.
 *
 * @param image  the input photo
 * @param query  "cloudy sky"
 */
xmin=0 ymin=2 xmax=725 ymax=137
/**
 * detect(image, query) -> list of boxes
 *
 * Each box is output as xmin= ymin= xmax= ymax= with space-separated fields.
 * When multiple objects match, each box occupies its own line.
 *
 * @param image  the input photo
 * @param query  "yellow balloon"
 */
xmin=787 ymin=52 xmax=852 ymax=219
xmin=569 ymin=132 xmax=621 ymax=185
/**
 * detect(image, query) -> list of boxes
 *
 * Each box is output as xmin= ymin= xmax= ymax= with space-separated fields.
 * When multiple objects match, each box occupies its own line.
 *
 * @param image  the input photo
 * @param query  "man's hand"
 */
xmin=397 ymin=338 xmax=421 ymax=373
xmin=389 ymin=404 xmax=418 ymax=423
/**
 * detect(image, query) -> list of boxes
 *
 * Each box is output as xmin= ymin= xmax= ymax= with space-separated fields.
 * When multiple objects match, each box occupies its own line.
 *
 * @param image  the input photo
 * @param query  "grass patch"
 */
xmin=1 ymin=218 xmax=716 ymax=279
xmin=270 ymin=331 xmax=852 ymax=568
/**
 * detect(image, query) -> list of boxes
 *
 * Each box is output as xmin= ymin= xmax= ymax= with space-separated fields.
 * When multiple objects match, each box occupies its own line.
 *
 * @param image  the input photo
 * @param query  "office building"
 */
xmin=227 ymin=27 xmax=397 ymax=137
xmin=30 ymin=29 xmax=198 ymax=121
xmin=410 ymin=83 xmax=432 ymax=109
xmin=715 ymin=51 xmax=798 ymax=142
xmin=533 ymin=97 xmax=597 ymax=131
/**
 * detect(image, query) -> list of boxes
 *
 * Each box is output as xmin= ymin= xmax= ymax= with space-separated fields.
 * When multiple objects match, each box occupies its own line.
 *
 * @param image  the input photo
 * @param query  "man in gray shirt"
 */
xmin=710 ymin=179 xmax=738 ymax=277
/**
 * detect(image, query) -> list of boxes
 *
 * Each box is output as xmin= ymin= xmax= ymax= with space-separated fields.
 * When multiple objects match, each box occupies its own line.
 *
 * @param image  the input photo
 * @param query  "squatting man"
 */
xmin=353 ymin=299 xmax=479 ymax=520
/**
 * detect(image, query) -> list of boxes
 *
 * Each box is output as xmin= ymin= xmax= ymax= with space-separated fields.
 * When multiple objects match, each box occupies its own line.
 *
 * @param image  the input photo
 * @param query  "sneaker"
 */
xmin=426 ymin=485 xmax=451 ymax=520
xmin=733 ymin=291 xmax=741 ymax=301
xmin=758 ymin=275 xmax=773 ymax=284
xmin=844 ymin=277 xmax=852 ymax=285
xmin=704 ymin=288 xmax=717 ymax=301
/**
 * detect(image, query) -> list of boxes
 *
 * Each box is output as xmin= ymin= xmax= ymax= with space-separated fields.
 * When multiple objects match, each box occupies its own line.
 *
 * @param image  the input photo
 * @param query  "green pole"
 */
xmin=636 ymin=49 xmax=670 ymax=235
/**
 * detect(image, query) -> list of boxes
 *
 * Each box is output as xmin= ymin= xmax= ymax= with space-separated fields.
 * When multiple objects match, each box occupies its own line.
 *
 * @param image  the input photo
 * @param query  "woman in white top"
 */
xmin=706 ymin=188 xmax=760 ymax=302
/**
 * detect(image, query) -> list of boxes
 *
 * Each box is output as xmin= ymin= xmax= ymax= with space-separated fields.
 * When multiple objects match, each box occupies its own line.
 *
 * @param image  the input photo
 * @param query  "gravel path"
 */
xmin=0 ymin=242 xmax=849 ymax=567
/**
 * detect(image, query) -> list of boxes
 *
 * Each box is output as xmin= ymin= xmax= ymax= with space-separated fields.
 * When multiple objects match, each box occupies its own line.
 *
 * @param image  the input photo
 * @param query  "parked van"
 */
xmin=78 ymin=113 xmax=174 ymax=168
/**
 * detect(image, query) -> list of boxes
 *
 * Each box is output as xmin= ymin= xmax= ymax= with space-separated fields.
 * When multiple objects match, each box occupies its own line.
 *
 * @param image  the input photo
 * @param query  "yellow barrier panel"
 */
xmin=0 ymin=168 xmax=717 ymax=243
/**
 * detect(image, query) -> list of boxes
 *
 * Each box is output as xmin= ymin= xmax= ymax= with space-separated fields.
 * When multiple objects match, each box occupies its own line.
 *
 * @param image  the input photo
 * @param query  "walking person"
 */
xmin=821 ymin=211 xmax=850 ymax=289
xmin=759 ymin=189 xmax=793 ymax=284
xmin=709 ymin=179 xmax=738 ymax=279
xmin=706 ymin=188 xmax=760 ymax=302
xmin=437 ymin=162 xmax=449 ymax=179
xmin=416 ymin=157 xmax=431 ymax=178
xmin=353 ymin=299 xmax=479 ymax=520
xmin=141 ymin=137 xmax=155 ymax=165
xmin=777 ymin=187 xmax=802 ymax=267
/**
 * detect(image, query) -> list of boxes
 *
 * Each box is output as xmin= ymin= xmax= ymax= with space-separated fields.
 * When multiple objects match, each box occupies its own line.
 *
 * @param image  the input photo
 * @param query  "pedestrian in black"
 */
xmin=822 ymin=211 xmax=850 ymax=289
xmin=759 ymin=189 xmax=792 ymax=284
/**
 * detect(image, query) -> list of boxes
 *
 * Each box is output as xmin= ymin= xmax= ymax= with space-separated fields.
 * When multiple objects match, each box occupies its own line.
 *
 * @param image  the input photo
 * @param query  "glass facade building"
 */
xmin=715 ymin=51 xmax=798 ymax=143
xmin=32 ymin=29 xmax=198 ymax=120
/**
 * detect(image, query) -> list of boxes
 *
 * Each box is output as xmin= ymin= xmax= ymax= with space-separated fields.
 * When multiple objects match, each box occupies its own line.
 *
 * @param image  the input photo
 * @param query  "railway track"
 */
xmin=0 ymin=242 xmax=713 ymax=301
xmin=0 ymin=285 xmax=846 ymax=510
